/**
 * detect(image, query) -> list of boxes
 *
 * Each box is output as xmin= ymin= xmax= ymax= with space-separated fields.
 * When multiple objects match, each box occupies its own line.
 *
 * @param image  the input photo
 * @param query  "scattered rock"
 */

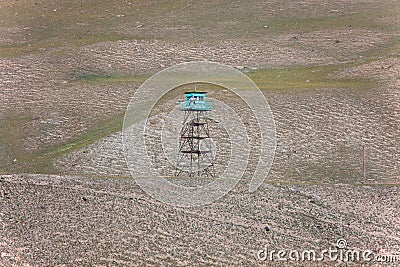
xmin=235 ymin=66 xmax=252 ymax=73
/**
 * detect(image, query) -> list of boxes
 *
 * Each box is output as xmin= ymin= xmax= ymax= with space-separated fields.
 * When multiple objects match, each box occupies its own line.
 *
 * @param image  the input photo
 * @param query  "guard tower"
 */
xmin=175 ymin=91 xmax=215 ymax=177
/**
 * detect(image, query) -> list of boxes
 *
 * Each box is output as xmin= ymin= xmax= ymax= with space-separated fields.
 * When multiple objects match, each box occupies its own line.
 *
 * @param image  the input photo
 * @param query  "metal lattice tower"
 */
xmin=175 ymin=91 xmax=215 ymax=177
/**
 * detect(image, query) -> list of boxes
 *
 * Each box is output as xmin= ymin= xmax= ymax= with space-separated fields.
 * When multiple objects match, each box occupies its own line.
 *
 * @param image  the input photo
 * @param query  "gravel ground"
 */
xmin=1 ymin=0 xmax=399 ymax=265
xmin=1 ymin=174 xmax=399 ymax=266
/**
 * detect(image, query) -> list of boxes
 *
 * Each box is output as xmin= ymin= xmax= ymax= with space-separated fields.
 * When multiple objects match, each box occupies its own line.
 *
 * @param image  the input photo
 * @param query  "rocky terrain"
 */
xmin=1 ymin=174 xmax=400 ymax=266
xmin=0 ymin=0 xmax=399 ymax=265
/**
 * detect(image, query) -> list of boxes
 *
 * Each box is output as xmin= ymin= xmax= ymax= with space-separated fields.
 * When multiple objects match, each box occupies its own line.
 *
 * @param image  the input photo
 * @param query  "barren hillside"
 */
xmin=0 ymin=0 xmax=399 ymax=265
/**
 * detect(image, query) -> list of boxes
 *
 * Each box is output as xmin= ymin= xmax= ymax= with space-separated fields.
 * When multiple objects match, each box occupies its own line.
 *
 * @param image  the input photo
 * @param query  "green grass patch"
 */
xmin=74 ymin=62 xmax=372 ymax=91
xmin=0 ymin=113 xmax=34 ymax=174
xmin=261 ymin=6 xmax=399 ymax=34
xmin=29 ymin=112 xmax=124 ymax=174
xmin=76 ymin=73 xmax=149 ymax=83
xmin=247 ymin=64 xmax=372 ymax=90
xmin=0 ymin=112 xmax=124 ymax=174
xmin=0 ymin=32 xmax=126 ymax=58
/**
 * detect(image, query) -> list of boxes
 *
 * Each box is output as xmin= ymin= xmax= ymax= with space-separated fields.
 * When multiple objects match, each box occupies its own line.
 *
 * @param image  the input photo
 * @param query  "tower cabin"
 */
xmin=178 ymin=91 xmax=213 ymax=111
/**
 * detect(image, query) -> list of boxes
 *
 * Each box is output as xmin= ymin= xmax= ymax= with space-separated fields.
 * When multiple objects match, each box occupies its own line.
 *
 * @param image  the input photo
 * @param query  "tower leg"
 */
xmin=175 ymin=110 xmax=215 ymax=177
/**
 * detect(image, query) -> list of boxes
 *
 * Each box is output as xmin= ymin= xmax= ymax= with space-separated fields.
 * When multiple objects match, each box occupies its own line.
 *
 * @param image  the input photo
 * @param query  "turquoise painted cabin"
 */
xmin=178 ymin=92 xmax=213 ymax=111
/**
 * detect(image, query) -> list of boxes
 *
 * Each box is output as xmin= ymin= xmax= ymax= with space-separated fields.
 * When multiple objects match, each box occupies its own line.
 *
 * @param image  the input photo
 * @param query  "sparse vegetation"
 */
xmin=248 ymin=64 xmax=372 ymax=90
xmin=0 ymin=0 xmax=399 ymax=265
